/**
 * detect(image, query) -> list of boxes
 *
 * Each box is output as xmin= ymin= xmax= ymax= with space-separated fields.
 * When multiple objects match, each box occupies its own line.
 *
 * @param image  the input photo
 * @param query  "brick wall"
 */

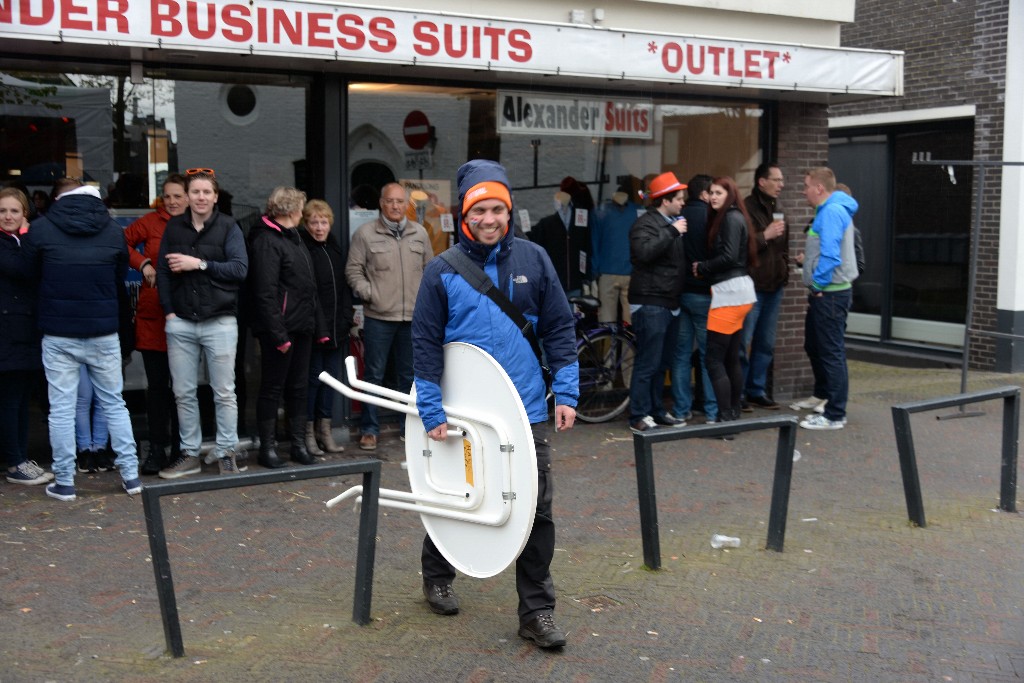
xmin=772 ymin=101 xmax=830 ymax=400
xmin=831 ymin=0 xmax=1009 ymax=369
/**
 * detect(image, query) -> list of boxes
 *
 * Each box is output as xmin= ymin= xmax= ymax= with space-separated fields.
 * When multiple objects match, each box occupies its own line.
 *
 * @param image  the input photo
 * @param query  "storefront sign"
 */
xmin=0 ymin=1 xmax=903 ymax=96
xmin=498 ymin=92 xmax=652 ymax=139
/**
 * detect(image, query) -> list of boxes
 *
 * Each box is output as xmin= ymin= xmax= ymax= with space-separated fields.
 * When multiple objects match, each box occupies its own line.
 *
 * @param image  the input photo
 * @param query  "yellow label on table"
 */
xmin=463 ymin=439 xmax=474 ymax=486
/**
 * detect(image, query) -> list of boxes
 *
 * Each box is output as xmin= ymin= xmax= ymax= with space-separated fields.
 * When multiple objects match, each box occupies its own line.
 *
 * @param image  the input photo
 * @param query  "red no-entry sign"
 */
xmin=403 ymin=110 xmax=431 ymax=150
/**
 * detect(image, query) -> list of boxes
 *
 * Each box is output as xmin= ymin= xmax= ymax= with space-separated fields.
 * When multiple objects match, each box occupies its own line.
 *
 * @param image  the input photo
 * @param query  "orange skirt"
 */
xmin=707 ymin=302 xmax=753 ymax=335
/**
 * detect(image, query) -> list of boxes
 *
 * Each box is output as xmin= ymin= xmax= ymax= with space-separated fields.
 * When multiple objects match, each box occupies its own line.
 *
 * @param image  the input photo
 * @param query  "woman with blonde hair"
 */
xmin=249 ymin=187 xmax=325 ymax=468
xmin=300 ymin=199 xmax=352 ymax=455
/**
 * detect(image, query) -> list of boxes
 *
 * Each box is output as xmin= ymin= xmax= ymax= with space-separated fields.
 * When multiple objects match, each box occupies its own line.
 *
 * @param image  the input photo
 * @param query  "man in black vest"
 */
xmin=156 ymin=170 xmax=249 ymax=477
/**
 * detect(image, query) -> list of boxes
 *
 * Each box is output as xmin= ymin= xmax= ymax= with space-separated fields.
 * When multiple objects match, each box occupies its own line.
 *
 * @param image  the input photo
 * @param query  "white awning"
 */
xmin=0 ymin=1 xmax=903 ymax=97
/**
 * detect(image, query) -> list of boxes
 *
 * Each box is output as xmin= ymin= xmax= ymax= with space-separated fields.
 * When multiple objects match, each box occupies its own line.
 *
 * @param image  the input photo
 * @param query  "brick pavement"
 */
xmin=1 ymin=361 xmax=1022 ymax=682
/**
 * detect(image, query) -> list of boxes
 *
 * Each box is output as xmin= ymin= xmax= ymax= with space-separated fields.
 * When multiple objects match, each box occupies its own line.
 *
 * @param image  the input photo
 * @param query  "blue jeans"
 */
xmin=75 ymin=365 xmax=109 ymax=451
xmin=360 ymin=317 xmax=413 ymax=436
xmin=804 ymin=290 xmax=852 ymax=421
xmin=670 ymin=292 xmax=718 ymax=420
xmin=740 ymin=287 xmax=785 ymax=399
xmin=308 ymin=346 xmax=341 ymax=420
xmin=41 ymin=334 xmax=139 ymax=486
xmin=629 ymin=304 xmax=677 ymax=421
xmin=166 ymin=315 xmax=239 ymax=458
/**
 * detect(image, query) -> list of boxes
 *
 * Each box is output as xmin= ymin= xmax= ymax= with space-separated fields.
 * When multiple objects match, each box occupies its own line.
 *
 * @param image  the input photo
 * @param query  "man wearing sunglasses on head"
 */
xmin=156 ymin=169 xmax=249 ymax=477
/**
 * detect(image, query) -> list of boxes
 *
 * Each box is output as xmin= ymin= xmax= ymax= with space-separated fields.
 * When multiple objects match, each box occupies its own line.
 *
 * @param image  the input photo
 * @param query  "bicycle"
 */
xmin=567 ymin=295 xmax=637 ymax=423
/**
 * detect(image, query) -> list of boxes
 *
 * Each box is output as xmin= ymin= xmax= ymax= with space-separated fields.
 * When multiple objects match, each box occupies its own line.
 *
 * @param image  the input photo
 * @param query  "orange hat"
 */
xmin=647 ymin=172 xmax=687 ymax=199
xmin=461 ymin=181 xmax=512 ymax=215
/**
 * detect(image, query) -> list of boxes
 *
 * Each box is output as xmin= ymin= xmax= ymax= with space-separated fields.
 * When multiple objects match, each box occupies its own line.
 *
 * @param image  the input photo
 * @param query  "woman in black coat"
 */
xmin=248 ymin=187 xmax=324 ymax=468
xmin=300 ymin=200 xmax=353 ymax=456
xmin=0 ymin=188 xmax=52 ymax=485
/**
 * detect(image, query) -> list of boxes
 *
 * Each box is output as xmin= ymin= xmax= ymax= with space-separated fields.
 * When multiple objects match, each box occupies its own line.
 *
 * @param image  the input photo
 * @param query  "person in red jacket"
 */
xmin=124 ymin=174 xmax=188 ymax=475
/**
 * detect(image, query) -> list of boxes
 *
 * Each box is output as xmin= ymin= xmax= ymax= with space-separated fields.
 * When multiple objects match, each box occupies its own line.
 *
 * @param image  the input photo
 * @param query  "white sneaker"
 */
xmin=790 ymin=396 xmax=827 ymax=413
xmin=6 ymin=460 xmax=54 ymax=485
xmin=630 ymin=416 xmax=658 ymax=432
xmin=799 ymin=414 xmax=845 ymax=430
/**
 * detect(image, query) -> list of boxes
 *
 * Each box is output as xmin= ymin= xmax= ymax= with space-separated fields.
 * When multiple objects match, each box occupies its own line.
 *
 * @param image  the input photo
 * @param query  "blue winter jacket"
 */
xmin=412 ymin=162 xmax=579 ymax=431
xmin=804 ymin=190 xmax=859 ymax=292
xmin=22 ymin=193 xmax=128 ymax=338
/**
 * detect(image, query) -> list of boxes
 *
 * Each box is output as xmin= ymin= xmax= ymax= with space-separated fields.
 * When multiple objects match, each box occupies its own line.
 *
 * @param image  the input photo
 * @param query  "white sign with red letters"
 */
xmin=0 ymin=0 xmax=903 ymax=95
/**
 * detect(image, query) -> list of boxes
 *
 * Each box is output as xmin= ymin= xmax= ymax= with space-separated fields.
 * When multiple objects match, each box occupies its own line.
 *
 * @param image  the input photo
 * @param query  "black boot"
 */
xmin=141 ymin=443 xmax=167 ymax=476
xmin=257 ymin=419 xmax=287 ymax=469
xmin=290 ymin=418 xmax=316 ymax=465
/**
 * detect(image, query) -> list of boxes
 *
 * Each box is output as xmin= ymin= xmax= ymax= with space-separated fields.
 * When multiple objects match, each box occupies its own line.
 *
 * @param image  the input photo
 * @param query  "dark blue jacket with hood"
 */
xmin=22 ymin=189 xmax=129 ymax=338
xmin=411 ymin=160 xmax=579 ymax=430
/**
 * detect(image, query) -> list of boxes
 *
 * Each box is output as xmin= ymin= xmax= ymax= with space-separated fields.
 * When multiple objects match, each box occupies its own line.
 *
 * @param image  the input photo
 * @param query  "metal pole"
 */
xmin=960 ymin=164 xmax=985 ymax=396
xmin=1000 ymin=391 xmax=1020 ymax=513
xmin=935 ymin=164 xmax=988 ymax=420
xmin=141 ymin=490 xmax=185 ymax=657
xmin=765 ymin=423 xmax=797 ymax=552
xmin=352 ymin=467 xmax=381 ymax=624
xmin=891 ymin=406 xmax=926 ymax=527
xmin=632 ymin=436 xmax=660 ymax=570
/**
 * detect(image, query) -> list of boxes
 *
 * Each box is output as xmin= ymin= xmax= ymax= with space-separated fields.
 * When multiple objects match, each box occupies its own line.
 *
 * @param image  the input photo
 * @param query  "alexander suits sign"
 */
xmin=498 ymin=92 xmax=653 ymax=139
xmin=0 ymin=0 xmax=903 ymax=96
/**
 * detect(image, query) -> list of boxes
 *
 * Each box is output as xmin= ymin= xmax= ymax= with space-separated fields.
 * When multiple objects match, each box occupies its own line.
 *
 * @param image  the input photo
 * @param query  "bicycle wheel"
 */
xmin=574 ymin=327 xmax=636 ymax=423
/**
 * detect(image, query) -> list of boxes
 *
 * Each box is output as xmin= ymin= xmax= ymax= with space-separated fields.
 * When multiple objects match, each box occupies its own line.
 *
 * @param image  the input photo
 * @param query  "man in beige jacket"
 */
xmin=345 ymin=183 xmax=432 ymax=450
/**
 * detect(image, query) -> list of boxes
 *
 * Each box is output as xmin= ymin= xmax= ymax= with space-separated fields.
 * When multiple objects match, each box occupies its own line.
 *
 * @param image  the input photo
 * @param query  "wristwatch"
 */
xmin=198 ymin=259 xmax=208 ymax=271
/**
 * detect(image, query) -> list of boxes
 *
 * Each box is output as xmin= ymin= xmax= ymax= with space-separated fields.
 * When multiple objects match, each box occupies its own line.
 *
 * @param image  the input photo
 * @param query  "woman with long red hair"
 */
xmin=692 ymin=176 xmax=758 ymax=423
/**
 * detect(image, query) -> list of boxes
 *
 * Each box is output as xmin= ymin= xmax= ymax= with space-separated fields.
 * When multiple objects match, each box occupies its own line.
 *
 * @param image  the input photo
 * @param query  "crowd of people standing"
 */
xmin=625 ymin=164 xmax=859 ymax=435
xmin=1 ymin=157 xmax=858 ymax=654
xmin=0 ymin=170 xmax=363 ymax=500
xmin=1 ymin=159 xmax=859 ymax=505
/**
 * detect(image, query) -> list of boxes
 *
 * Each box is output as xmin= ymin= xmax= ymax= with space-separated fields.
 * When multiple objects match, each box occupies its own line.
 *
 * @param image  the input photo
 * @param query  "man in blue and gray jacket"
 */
xmin=411 ymin=159 xmax=578 ymax=650
xmin=797 ymin=166 xmax=859 ymax=431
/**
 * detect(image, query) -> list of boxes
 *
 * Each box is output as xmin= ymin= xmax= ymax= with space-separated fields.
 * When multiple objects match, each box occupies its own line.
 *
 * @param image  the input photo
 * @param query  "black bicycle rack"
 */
xmin=142 ymin=461 xmax=382 ymax=657
xmin=631 ymin=416 xmax=799 ymax=570
xmin=891 ymin=386 xmax=1019 ymax=527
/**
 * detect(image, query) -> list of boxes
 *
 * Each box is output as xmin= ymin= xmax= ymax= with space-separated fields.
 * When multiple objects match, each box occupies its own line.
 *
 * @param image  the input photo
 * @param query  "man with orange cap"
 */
xmin=411 ymin=159 xmax=579 ymax=649
xmin=627 ymin=171 xmax=689 ymax=432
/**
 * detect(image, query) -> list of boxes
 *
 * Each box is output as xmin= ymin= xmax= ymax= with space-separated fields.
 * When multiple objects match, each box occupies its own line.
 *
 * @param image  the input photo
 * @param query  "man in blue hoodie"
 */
xmin=21 ymin=178 xmax=141 ymax=501
xmin=798 ymin=166 xmax=859 ymax=430
xmin=412 ymin=159 xmax=579 ymax=649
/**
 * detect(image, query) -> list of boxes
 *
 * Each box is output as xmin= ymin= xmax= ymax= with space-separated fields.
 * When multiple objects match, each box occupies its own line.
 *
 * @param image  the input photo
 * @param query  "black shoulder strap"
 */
xmin=438 ymin=247 xmax=546 ymax=371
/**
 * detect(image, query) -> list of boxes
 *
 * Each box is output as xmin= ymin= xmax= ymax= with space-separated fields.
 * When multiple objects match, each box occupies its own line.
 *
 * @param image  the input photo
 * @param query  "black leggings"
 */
xmin=706 ymin=330 xmax=743 ymax=420
xmin=141 ymin=350 xmax=179 ymax=452
xmin=256 ymin=332 xmax=313 ymax=426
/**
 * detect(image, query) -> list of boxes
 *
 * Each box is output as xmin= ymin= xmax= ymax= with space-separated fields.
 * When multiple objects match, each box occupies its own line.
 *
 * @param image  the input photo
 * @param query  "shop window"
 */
xmin=348 ymin=82 xmax=763 ymax=259
xmin=830 ymin=120 xmax=973 ymax=348
xmin=1 ymin=67 xmax=309 ymax=435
